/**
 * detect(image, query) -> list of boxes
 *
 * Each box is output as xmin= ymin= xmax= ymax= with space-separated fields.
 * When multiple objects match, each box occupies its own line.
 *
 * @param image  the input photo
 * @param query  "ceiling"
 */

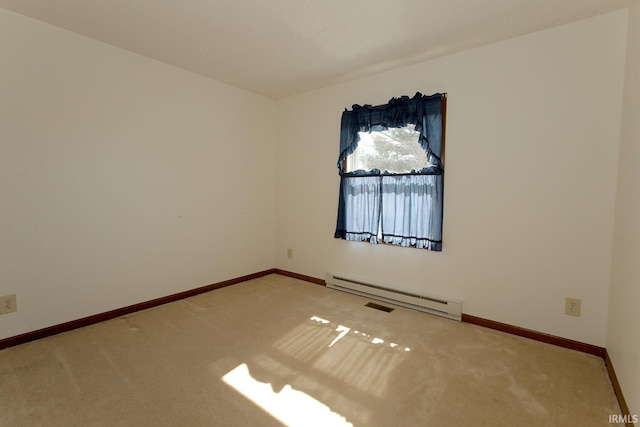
xmin=0 ymin=0 xmax=631 ymax=99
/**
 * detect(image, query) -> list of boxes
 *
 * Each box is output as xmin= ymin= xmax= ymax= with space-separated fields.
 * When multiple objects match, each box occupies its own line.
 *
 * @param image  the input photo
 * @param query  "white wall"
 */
xmin=608 ymin=2 xmax=640 ymax=417
xmin=0 ymin=3 xmax=632 ymax=357
xmin=276 ymin=10 xmax=628 ymax=347
xmin=0 ymin=8 xmax=277 ymax=340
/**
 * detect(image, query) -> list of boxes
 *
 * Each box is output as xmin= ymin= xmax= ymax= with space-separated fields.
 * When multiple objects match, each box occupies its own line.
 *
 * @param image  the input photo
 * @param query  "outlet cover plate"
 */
xmin=565 ymin=297 xmax=581 ymax=317
xmin=0 ymin=294 xmax=17 ymax=315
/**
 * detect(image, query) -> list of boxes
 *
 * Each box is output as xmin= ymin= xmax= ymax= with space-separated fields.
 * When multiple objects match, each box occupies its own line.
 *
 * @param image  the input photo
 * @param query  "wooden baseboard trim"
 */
xmin=274 ymin=269 xmax=326 ymax=286
xmin=462 ymin=314 xmax=606 ymax=358
xmin=0 ymin=269 xmax=276 ymax=351
xmin=1 ymin=267 xmax=630 ymax=421
xmin=605 ymin=350 xmax=636 ymax=427
xmin=8 ymin=268 xmax=598 ymax=357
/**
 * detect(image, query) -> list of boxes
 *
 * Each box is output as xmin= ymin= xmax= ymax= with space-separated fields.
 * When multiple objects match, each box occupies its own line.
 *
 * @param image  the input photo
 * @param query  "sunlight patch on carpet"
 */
xmin=222 ymin=363 xmax=352 ymax=427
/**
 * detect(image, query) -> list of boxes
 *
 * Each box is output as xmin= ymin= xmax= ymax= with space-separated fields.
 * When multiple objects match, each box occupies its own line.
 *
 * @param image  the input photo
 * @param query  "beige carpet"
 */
xmin=0 ymin=274 xmax=622 ymax=426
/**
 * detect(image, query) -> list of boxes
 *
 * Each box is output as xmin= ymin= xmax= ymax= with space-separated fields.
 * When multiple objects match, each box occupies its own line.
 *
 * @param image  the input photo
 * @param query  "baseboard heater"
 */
xmin=325 ymin=272 xmax=462 ymax=321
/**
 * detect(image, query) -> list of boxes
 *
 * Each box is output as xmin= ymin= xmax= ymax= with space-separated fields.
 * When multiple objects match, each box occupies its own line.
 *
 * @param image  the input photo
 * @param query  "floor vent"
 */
xmin=326 ymin=272 xmax=462 ymax=321
xmin=365 ymin=302 xmax=394 ymax=313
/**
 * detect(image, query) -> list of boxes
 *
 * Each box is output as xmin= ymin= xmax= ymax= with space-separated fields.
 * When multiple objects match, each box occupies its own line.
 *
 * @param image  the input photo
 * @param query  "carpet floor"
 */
xmin=0 ymin=274 xmax=622 ymax=426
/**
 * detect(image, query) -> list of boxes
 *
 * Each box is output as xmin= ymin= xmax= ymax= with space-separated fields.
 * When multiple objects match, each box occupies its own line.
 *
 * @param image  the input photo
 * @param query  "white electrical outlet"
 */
xmin=287 ymin=248 xmax=293 ymax=259
xmin=0 ymin=294 xmax=17 ymax=315
xmin=565 ymin=297 xmax=581 ymax=317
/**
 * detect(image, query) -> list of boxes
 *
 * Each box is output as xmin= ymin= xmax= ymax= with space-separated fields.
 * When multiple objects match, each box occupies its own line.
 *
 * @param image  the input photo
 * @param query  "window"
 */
xmin=345 ymin=125 xmax=433 ymax=173
xmin=334 ymin=93 xmax=446 ymax=251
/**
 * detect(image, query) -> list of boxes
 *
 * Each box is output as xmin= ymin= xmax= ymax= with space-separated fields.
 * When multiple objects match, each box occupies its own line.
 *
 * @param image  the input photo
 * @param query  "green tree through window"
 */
xmin=345 ymin=125 xmax=433 ymax=173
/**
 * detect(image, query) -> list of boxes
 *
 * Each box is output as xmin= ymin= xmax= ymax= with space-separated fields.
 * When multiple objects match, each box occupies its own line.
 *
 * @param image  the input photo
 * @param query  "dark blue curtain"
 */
xmin=334 ymin=92 xmax=444 ymax=251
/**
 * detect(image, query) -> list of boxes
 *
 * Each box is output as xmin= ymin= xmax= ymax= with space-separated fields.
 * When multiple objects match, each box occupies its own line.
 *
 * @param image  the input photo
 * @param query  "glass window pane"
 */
xmin=345 ymin=125 xmax=432 ymax=173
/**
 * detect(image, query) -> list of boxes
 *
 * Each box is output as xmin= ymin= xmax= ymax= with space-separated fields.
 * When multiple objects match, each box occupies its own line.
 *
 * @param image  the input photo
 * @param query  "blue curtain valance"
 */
xmin=338 ymin=92 xmax=444 ymax=173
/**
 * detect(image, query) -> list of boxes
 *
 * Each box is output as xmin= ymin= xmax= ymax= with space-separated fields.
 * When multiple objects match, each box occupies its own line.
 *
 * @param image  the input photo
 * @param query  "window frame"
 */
xmin=334 ymin=93 xmax=447 ymax=251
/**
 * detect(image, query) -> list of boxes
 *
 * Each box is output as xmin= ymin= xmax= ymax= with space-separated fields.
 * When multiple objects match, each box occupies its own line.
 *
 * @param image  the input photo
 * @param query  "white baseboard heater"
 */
xmin=325 ymin=272 xmax=462 ymax=321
